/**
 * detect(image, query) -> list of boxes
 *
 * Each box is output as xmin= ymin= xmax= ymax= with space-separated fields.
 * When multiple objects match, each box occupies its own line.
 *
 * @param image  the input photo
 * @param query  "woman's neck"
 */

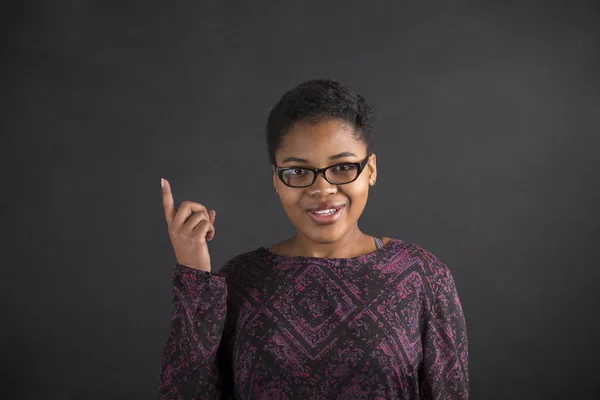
xmin=283 ymin=227 xmax=374 ymax=258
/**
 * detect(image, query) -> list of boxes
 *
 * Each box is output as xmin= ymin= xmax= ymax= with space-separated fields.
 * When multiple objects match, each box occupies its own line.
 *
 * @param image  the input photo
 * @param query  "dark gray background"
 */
xmin=3 ymin=1 xmax=599 ymax=399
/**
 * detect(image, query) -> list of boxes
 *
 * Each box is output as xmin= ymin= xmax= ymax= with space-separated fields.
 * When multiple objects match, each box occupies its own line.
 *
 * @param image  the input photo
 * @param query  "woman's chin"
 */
xmin=301 ymin=224 xmax=349 ymax=245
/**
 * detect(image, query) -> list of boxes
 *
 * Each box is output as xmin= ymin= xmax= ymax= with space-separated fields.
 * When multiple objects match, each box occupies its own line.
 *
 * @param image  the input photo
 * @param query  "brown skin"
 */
xmin=269 ymin=118 xmax=390 ymax=258
xmin=161 ymin=178 xmax=216 ymax=271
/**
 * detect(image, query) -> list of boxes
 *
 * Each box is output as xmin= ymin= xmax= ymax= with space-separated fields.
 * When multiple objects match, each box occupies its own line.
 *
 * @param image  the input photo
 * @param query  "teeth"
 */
xmin=313 ymin=208 xmax=337 ymax=215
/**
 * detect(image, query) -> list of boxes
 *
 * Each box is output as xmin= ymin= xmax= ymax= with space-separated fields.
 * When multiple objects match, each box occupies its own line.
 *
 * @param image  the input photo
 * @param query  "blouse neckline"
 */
xmin=257 ymin=237 xmax=403 ymax=264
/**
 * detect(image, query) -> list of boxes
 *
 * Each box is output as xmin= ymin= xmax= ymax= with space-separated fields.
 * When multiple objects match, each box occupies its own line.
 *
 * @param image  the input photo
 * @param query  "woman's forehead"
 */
xmin=278 ymin=119 xmax=366 ymax=157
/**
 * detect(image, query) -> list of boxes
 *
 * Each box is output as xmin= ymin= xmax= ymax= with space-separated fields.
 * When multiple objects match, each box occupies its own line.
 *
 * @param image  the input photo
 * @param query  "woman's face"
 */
xmin=272 ymin=118 xmax=377 ymax=244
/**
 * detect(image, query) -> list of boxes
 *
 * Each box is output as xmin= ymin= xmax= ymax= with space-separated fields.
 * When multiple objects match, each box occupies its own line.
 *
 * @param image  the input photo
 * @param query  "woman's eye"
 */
xmin=333 ymin=164 xmax=353 ymax=172
xmin=291 ymin=168 xmax=308 ymax=175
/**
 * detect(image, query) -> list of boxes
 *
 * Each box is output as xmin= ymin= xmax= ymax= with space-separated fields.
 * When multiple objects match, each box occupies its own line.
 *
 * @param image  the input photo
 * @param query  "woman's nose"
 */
xmin=308 ymin=172 xmax=337 ymax=196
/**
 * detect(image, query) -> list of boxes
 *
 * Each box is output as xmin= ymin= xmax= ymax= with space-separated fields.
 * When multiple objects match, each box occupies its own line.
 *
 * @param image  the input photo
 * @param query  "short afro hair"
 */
xmin=266 ymin=79 xmax=374 ymax=165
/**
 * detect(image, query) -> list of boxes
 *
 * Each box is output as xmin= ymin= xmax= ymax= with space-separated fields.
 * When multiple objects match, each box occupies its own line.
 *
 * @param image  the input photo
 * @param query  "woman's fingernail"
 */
xmin=161 ymin=178 xmax=165 ymax=188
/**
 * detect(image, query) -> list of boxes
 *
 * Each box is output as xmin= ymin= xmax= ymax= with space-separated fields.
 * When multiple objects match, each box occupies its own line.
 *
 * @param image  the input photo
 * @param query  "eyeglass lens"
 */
xmin=281 ymin=164 xmax=359 ymax=187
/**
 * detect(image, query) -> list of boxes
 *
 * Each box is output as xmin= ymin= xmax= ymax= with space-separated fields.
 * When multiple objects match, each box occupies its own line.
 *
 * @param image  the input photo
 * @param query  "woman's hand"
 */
xmin=161 ymin=178 xmax=216 ymax=272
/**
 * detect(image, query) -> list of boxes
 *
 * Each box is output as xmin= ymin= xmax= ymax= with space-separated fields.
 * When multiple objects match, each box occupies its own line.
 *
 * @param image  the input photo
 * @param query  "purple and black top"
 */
xmin=158 ymin=238 xmax=469 ymax=399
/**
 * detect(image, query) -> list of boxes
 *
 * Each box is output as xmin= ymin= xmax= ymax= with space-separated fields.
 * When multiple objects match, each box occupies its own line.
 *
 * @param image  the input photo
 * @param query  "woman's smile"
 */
xmin=306 ymin=204 xmax=346 ymax=225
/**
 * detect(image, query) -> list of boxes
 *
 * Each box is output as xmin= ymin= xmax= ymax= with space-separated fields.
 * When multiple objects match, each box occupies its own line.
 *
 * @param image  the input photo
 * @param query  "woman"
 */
xmin=158 ymin=80 xmax=469 ymax=399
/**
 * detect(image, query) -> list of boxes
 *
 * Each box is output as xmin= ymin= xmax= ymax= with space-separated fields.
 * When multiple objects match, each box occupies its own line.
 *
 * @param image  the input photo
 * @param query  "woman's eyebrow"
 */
xmin=329 ymin=151 xmax=357 ymax=160
xmin=281 ymin=156 xmax=308 ymax=164
xmin=281 ymin=152 xmax=358 ymax=164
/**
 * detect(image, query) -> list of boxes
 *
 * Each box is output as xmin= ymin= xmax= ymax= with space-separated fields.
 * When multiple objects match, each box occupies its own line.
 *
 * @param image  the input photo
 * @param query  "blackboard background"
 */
xmin=3 ymin=1 xmax=600 ymax=398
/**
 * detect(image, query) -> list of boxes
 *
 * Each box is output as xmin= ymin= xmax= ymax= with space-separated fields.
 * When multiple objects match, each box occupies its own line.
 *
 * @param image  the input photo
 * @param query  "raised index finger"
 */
xmin=161 ymin=178 xmax=176 ymax=224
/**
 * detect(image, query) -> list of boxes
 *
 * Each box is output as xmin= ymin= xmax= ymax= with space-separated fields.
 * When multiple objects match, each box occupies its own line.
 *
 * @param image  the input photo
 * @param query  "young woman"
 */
xmin=158 ymin=80 xmax=469 ymax=399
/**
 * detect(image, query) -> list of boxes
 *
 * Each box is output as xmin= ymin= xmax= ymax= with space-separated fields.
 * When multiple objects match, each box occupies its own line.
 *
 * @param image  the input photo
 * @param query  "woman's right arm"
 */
xmin=159 ymin=264 xmax=231 ymax=399
xmin=158 ymin=179 xmax=231 ymax=399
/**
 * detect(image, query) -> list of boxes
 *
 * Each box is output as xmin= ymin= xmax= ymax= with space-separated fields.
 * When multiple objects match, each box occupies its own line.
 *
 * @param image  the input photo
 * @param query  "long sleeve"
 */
xmin=159 ymin=264 xmax=232 ymax=399
xmin=419 ymin=266 xmax=469 ymax=399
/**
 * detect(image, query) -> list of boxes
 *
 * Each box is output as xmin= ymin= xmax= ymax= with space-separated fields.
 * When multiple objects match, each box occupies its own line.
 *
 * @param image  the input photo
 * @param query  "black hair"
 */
xmin=266 ymin=79 xmax=374 ymax=165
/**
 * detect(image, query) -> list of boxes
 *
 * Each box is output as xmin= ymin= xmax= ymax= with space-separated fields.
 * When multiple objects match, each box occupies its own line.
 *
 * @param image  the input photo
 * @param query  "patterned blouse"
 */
xmin=158 ymin=238 xmax=469 ymax=399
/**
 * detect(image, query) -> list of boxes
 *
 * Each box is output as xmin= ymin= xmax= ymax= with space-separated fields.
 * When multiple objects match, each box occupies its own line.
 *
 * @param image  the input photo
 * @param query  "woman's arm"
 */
xmin=419 ymin=265 xmax=469 ymax=399
xmin=159 ymin=264 xmax=232 ymax=399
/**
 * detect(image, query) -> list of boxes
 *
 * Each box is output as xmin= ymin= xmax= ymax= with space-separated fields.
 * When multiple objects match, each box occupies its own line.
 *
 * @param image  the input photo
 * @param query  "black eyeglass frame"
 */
xmin=275 ymin=154 xmax=372 ymax=188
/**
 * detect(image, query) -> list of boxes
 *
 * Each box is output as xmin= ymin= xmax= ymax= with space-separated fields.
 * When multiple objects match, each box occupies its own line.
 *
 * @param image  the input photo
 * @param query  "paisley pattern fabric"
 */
xmin=159 ymin=238 xmax=469 ymax=399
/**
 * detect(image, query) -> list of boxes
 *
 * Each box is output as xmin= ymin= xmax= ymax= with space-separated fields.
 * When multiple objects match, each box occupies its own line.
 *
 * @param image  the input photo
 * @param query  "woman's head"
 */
xmin=266 ymin=79 xmax=374 ymax=165
xmin=266 ymin=80 xmax=377 ymax=244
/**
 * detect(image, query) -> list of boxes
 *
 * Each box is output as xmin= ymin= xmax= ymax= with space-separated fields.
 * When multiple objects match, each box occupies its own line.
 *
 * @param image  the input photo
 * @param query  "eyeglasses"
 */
xmin=275 ymin=155 xmax=371 ymax=188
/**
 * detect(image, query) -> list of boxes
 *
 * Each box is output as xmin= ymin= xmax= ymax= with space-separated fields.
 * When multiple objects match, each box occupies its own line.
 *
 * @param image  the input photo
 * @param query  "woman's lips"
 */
xmin=307 ymin=205 xmax=345 ymax=225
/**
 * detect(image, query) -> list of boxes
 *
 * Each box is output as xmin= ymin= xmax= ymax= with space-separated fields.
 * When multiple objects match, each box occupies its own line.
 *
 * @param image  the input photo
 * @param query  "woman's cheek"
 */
xmin=346 ymin=186 xmax=369 ymax=215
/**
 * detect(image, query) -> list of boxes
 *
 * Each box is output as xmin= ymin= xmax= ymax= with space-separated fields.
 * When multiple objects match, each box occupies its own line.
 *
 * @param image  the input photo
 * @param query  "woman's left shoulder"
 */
xmin=384 ymin=238 xmax=455 ymax=289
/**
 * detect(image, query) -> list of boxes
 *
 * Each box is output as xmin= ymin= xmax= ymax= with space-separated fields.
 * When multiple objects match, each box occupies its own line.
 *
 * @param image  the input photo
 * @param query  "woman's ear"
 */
xmin=272 ymin=165 xmax=279 ymax=193
xmin=368 ymin=153 xmax=377 ymax=186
